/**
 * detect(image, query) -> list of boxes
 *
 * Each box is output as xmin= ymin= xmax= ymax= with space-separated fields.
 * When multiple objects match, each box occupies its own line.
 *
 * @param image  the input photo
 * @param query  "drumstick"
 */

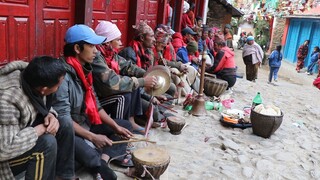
xmin=181 ymin=122 xmax=189 ymax=132
xmin=112 ymin=139 xmax=156 ymax=145
xmin=158 ymin=103 xmax=178 ymax=113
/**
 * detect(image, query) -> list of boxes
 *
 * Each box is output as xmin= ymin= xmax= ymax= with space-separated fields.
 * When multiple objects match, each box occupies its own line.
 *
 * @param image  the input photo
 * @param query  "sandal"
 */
xmin=112 ymin=153 xmax=134 ymax=167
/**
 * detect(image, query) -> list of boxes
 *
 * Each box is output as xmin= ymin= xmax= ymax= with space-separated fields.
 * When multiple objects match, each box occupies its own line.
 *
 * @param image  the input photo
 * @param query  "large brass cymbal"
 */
xmin=144 ymin=65 xmax=171 ymax=96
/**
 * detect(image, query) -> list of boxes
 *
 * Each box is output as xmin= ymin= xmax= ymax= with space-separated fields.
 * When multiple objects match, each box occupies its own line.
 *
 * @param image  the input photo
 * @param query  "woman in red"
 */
xmin=296 ymin=40 xmax=310 ymax=73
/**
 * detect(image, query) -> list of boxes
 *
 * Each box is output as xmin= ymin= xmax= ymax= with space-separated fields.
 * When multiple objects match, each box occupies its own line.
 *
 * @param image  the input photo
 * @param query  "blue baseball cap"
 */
xmin=247 ymin=36 xmax=254 ymax=41
xmin=65 ymin=24 xmax=106 ymax=44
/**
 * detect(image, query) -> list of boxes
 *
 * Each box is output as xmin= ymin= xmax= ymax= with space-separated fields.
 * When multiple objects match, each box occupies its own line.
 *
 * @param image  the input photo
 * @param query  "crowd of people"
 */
xmin=0 ymin=16 xmax=241 ymax=179
xmin=6 ymin=1 xmax=320 ymax=179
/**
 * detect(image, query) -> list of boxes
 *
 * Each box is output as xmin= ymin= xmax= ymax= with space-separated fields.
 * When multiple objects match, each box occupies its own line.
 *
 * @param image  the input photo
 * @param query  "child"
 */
xmin=306 ymin=46 xmax=320 ymax=75
xmin=268 ymin=45 xmax=282 ymax=83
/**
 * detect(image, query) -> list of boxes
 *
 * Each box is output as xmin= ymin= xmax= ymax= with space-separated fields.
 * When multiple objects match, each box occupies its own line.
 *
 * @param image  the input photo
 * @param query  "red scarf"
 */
xmin=129 ymin=40 xmax=152 ymax=70
xmin=96 ymin=45 xmax=120 ymax=74
xmin=66 ymin=56 xmax=102 ymax=125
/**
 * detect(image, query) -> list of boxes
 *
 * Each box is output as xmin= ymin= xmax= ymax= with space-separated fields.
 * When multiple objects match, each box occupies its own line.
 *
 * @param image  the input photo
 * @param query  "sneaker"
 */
xmin=274 ymin=79 xmax=278 ymax=82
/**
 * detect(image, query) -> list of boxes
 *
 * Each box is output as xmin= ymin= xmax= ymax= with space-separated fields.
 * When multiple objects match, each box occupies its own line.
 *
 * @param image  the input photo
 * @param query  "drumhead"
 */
xmin=133 ymin=147 xmax=170 ymax=166
xmin=167 ymin=116 xmax=185 ymax=124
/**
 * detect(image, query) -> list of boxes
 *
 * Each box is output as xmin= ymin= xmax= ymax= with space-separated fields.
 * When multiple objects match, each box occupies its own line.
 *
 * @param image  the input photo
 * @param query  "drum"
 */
xmin=132 ymin=146 xmax=170 ymax=179
xmin=203 ymin=77 xmax=228 ymax=97
xmin=167 ymin=116 xmax=186 ymax=135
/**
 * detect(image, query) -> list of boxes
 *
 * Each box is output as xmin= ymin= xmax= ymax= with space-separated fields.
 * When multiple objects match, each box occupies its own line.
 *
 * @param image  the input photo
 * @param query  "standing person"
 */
xmin=296 ymin=40 xmax=310 ymax=73
xmin=164 ymin=0 xmax=173 ymax=27
xmin=242 ymin=36 xmax=264 ymax=82
xmin=53 ymin=24 xmax=133 ymax=180
xmin=224 ymin=24 xmax=234 ymax=50
xmin=268 ymin=45 xmax=283 ymax=83
xmin=306 ymin=46 xmax=320 ymax=75
xmin=181 ymin=1 xmax=192 ymax=29
xmin=0 ymin=56 xmax=75 ymax=180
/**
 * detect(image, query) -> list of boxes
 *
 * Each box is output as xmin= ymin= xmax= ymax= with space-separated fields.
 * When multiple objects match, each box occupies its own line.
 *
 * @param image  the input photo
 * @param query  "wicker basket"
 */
xmin=250 ymin=110 xmax=283 ymax=138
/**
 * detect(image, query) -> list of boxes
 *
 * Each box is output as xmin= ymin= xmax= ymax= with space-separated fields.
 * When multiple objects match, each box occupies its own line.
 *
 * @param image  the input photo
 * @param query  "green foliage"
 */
xmin=254 ymin=20 xmax=270 ymax=50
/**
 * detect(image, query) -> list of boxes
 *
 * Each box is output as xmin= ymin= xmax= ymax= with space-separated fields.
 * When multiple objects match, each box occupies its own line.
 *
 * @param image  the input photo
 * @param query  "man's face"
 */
xmin=155 ymin=41 xmax=166 ymax=52
xmin=42 ymin=76 xmax=65 ymax=96
xmin=110 ymin=37 xmax=122 ymax=49
xmin=209 ymin=31 xmax=214 ymax=38
xmin=202 ymin=31 xmax=208 ymax=39
xmin=142 ymin=32 xmax=155 ymax=48
xmin=197 ymin=20 xmax=202 ymax=27
xmin=76 ymin=43 xmax=98 ymax=64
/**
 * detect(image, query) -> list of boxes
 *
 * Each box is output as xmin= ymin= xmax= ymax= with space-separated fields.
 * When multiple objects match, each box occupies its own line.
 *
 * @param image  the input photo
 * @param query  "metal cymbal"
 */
xmin=144 ymin=65 xmax=171 ymax=96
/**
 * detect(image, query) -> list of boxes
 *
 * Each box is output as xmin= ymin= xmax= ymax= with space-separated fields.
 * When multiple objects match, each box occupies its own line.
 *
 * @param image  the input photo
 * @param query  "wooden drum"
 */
xmin=132 ymin=146 xmax=170 ymax=179
xmin=167 ymin=116 xmax=186 ymax=135
xmin=203 ymin=77 xmax=228 ymax=97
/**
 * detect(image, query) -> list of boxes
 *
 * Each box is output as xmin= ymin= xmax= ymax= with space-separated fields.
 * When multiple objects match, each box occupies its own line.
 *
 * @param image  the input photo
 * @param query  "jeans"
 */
xmin=10 ymin=134 xmax=57 ymax=180
xmin=56 ymin=116 xmax=75 ymax=179
xmin=307 ymin=60 xmax=318 ymax=73
xmin=269 ymin=67 xmax=280 ymax=82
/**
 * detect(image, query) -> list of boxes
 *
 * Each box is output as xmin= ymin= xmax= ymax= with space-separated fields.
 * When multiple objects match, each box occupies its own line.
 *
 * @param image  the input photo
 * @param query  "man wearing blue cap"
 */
xmin=242 ymin=36 xmax=264 ymax=82
xmin=52 ymin=24 xmax=133 ymax=180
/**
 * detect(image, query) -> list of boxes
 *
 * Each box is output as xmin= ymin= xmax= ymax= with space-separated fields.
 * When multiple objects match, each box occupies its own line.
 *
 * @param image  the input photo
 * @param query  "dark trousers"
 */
xmin=10 ymin=134 xmax=57 ymax=180
xmin=100 ymin=89 xmax=143 ymax=120
xmin=244 ymin=55 xmax=259 ymax=81
xmin=74 ymin=119 xmax=132 ymax=170
xmin=56 ymin=117 xmax=75 ymax=179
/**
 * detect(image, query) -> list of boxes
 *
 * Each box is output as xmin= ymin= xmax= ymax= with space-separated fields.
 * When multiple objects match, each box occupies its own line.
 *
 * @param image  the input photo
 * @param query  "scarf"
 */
xmin=21 ymin=71 xmax=52 ymax=126
xmin=66 ymin=56 xmax=102 ymax=125
xmin=96 ymin=45 xmax=120 ymax=74
xmin=129 ymin=40 xmax=152 ymax=70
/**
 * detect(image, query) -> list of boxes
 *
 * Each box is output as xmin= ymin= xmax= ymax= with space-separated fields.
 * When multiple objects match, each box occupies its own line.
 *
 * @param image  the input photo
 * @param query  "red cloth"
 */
xmin=181 ymin=13 xmax=193 ymax=29
xmin=128 ymin=40 xmax=152 ymax=70
xmin=66 ymin=56 xmax=102 ymax=125
xmin=163 ymin=43 xmax=176 ymax=61
xmin=187 ymin=10 xmax=195 ymax=27
xmin=313 ymin=77 xmax=320 ymax=89
xmin=164 ymin=4 xmax=171 ymax=25
xmin=96 ymin=45 xmax=120 ymax=74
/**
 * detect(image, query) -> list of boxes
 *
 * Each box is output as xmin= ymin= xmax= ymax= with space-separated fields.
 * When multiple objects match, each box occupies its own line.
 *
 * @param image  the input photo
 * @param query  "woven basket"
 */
xmin=250 ymin=110 xmax=283 ymax=138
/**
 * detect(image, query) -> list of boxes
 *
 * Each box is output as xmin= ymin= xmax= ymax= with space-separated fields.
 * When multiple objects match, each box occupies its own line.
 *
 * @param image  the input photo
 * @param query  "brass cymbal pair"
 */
xmin=144 ymin=65 xmax=171 ymax=96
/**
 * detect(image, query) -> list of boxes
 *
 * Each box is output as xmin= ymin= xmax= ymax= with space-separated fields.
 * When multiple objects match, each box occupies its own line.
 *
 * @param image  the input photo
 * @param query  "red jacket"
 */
xmin=212 ymin=46 xmax=235 ymax=73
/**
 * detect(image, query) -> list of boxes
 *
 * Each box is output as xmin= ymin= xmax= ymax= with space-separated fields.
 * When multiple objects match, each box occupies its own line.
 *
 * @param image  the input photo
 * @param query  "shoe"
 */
xmin=267 ymin=81 xmax=271 ymax=84
xmin=274 ymin=79 xmax=277 ymax=82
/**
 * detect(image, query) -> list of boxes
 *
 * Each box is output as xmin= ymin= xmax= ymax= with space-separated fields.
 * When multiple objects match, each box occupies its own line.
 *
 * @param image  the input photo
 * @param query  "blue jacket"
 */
xmin=268 ymin=50 xmax=282 ymax=67
xmin=310 ymin=52 xmax=319 ymax=63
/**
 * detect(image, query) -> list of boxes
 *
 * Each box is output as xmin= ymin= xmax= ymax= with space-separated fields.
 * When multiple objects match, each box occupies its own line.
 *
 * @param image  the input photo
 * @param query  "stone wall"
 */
xmin=206 ymin=1 xmax=232 ymax=29
xmin=269 ymin=17 xmax=286 ymax=51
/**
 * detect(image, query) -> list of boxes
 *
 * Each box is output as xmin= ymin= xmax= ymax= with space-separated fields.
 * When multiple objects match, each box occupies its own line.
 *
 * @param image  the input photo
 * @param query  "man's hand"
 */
xmin=155 ymin=95 xmax=167 ymax=103
xmin=191 ymin=57 xmax=199 ymax=64
xmin=44 ymin=113 xmax=60 ymax=136
xmin=92 ymin=134 xmax=113 ymax=149
xmin=115 ymin=126 xmax=133 ymax=139
xmin=34 ymin=124 xmax=47 ymax=137
xmin=144 ymin=76 xmax=158 ymax=89
xmin=179 ymin=64 xmax=189 ymax=73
